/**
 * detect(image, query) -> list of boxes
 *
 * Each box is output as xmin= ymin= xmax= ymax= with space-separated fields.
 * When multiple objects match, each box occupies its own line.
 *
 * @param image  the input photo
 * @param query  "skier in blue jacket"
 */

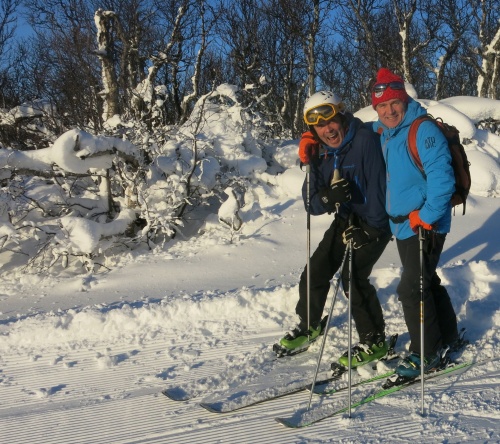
xmin=371 ymin=68 xmax=459 ymax=380
xmin=276 ymin=91 xmax=392 ymax=369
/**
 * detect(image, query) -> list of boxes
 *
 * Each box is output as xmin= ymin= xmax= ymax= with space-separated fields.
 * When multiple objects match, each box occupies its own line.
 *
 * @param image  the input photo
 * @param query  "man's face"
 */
xmin=375 ymin=99 xmax=407 ymax=128
xmin=314 ymin=116 xmax=346 ymax=148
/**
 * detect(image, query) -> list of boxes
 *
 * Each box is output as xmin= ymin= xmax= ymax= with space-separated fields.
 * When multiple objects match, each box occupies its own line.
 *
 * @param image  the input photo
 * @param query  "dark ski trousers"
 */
xmin=296 ymin=216 xmax=391 ymax=342
xmin=396 ymin=232 xmax=458 ymax=356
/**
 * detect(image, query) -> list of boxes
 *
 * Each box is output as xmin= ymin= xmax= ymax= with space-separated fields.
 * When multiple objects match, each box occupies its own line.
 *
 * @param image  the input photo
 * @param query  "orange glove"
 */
xmin=298 ymin=131 xmax=319 ymax=164
xmin=409 ymin=210 xmax=434 ymax=233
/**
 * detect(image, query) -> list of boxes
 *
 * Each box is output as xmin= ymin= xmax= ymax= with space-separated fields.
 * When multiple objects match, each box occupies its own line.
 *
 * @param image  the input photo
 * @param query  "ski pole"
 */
xmin=347 ymin=216 xmax=354 ymax=418
xmin=306 ymin=166 xmax=340 ymax=336
xmin=419 ymin=226 xmax=425 ymax=416
xmin=306 ymin=164 xmax=311 ymax=335
xmin=306 ymin=167 xmax=344 ymax=409
xmin=307 ymin=243 xmax=350 ymax=409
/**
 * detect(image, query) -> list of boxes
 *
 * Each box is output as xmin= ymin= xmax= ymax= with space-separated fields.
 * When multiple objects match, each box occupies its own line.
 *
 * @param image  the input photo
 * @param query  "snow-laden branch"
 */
xmin=0 ymin=129 xmax=141 ymax=175
xmin=56 ymin=208 xmax=137 ymax=255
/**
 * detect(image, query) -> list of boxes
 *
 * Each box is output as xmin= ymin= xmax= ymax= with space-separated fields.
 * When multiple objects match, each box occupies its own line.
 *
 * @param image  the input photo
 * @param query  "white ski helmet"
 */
xmin=303 ymin=91 xmax=346 ymax=126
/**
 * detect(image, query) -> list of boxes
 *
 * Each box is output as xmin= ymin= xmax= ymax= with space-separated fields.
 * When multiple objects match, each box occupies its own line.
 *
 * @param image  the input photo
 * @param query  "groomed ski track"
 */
xmin=1 ymin=324 xmax=498 ymax=444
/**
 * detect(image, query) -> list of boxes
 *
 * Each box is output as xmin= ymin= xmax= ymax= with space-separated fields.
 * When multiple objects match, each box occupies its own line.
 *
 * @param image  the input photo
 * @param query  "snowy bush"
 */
xmin=0 ymin=84 xmax=280 ymax=273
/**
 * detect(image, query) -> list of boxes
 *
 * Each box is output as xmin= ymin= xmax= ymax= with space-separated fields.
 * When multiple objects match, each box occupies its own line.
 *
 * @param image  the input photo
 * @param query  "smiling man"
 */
xmin=371 ymin=68 xmax=460 ymax=383
xmin=275 ymin=91 xmax=393 ymax=373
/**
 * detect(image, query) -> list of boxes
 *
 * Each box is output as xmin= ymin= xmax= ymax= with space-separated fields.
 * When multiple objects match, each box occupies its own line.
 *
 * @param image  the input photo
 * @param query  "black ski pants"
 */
xmin=396 ymin=232 xmax=458 ymax=356
xmin=296 ymin=216 xmax=391 ymax=343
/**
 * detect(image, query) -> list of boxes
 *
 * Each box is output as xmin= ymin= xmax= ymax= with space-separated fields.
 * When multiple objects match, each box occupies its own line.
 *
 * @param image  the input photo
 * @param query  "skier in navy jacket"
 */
xmin=276 ymin=91 xmax=392 ymax=369
xmin=371 ymin=68 xmax=459 ymax=380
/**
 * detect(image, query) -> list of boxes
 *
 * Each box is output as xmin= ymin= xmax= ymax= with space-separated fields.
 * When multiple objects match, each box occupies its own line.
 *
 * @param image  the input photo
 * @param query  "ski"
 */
xmin=198 ymin=354 xmax=400 ymax=413
xmin=275 ymin=360 xmax=476 ymax=428
xmin=199 ymin=370 xmax=332 ymax=413
xmin=164 ymin=332 xmax=398 ymax=408
xmin=312 ymin=366 xmax=396 ymax=395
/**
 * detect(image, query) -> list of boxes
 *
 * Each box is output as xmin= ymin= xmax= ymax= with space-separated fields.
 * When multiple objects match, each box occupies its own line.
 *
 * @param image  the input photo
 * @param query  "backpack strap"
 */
xmin=407 ymin=115 xmax=432 ymax=173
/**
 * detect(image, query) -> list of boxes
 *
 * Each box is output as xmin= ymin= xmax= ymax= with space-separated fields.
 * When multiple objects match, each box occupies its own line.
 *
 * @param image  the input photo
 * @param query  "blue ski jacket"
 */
xmin=373 ymin=98 xmax=455 ymax=240
xmin=302 ymin=114 xmax=389 ymax=234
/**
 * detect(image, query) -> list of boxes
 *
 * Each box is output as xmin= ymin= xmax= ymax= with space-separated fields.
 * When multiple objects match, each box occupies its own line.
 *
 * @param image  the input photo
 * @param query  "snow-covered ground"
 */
xmin=0 ymin=95 xmax=499 ymax=443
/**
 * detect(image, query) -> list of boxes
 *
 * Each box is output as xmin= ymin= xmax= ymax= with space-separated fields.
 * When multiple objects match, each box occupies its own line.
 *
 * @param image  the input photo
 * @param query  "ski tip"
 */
xmin=272 ymin=343 xmax=287 ymax=358
xmin=275 ymin=417 xmax=287 ymax=427
xmin=199 ymin=402 xmax=224 ymax=413
xmin=275 ymin=417 xmax=299 ymax=428
xmin=161 ymin=387 xmax=191 ymax=401
xmin=272 ymin=342 xmax=310 ymax=358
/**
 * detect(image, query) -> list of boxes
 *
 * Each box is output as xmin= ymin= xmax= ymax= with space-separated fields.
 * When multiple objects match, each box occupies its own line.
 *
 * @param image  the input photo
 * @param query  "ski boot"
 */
xmin=330 ymin=334 xmax=399 ymax=379
xmin=273 ymin=316 xmax=327 ymax=358
xmin=382 ymin=345 xmax=450 ymax=389
xmin=445 ymin=327 xmax=469 ymax=357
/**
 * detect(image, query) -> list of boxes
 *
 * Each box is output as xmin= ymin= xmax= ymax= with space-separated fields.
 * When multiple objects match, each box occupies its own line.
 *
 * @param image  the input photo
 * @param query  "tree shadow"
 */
xmin=442 ymin=208 xmax=500 ymax=264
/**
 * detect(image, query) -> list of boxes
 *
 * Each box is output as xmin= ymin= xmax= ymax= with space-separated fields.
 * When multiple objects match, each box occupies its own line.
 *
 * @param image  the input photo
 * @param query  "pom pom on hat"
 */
xmin=371 ymin=68 xmax=409 ymax=109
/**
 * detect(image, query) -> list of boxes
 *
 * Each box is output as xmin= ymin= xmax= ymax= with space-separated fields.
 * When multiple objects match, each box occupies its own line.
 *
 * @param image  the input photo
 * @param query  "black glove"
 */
xmin=342 ymin=225 xmax=371 ymax=249
xmin=319 ymin=178 xmax=351 ymax=210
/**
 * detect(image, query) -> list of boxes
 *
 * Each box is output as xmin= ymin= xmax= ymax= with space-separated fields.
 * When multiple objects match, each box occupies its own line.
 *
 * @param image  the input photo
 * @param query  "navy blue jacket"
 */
xmin=302 ymin=115 xmax=389 ymax=234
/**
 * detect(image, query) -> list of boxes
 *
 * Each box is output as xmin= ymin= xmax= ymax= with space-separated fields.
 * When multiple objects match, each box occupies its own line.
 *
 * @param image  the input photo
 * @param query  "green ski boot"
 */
xmin=273 ymin=319 xmax=325 ymax=357
xmin=338 ymin=335 xmax=389 ymax=368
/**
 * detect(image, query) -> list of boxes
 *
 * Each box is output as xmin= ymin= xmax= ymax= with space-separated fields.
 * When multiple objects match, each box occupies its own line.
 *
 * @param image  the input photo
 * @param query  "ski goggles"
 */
xmin=304 ymin=103 xmax=345 ymax=126
xmin=372 ymin=81 xmax=405 ymax=94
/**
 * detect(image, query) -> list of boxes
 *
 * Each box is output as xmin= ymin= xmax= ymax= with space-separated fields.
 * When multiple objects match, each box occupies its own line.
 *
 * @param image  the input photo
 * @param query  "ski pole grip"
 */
xmin=331 ymin=168 xmax=341 ymax=185
xmin=331 ymin=168 xmax=342 ymax=213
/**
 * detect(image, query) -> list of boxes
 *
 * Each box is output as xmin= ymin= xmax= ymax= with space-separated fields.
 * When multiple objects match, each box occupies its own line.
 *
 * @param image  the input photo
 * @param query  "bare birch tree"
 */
xmin=431 ymin=0 xmax=471 ymax=99
xmin=23 ymin=0 xmax=103 ymax=129
xmin=468 ymin=0 xmax=500 ymax=98
xmin=0 ymin=0 xmax=21 ymax=108
xmin=336 ymin=0 xmax=390 ymax=73
xmin=94 ymin=9 xmax=121 ymax=121
xmin=179 ymin=0 xmax=216 ymax=123
xmin=0 ymin=0 xmax=19 ymax=59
